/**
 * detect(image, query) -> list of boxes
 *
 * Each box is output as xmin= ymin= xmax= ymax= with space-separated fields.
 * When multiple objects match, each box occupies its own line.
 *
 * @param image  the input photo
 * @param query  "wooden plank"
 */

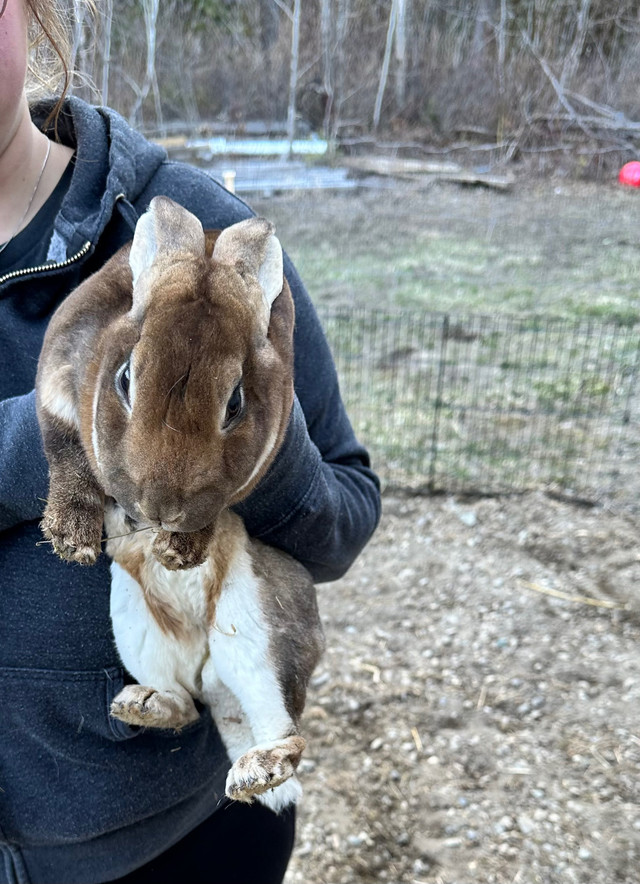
xmin=344 ymin=155 xmax=514 ymax=190
xmin=345 ymin=156 xmax=463 ymax=176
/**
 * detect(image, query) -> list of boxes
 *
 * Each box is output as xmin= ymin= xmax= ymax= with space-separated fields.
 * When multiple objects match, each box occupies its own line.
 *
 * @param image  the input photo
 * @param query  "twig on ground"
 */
xmin=518 ymin=579 xmax=626 ymax=610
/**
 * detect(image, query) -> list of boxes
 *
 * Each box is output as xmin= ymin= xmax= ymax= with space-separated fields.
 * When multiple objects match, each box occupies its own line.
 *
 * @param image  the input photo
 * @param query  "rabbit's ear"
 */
xmin=129 ymin=197 xmax=205 ymax=310
xmin=212 ymin=218 xmax=283 ymax=315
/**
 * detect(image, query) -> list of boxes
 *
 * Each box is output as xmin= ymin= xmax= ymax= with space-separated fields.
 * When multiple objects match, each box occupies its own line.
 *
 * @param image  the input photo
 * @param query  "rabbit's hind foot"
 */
xmin=110 ymin=684 xmax=199 ymax=730
xmin=225 ymin=735 xmax=306 ymax=807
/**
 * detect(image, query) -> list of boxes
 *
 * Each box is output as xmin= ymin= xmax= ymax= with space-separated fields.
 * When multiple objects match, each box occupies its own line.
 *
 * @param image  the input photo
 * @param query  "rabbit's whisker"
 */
xmin=37 ymin=525 xmax=156 ymax=548
xmin=165 ymin=371 xmax=190 ymax=399
xmin=161 ymin=370 xmax=190 ymax=433
xmin=102 ymin=525 xmax=156 ymax=543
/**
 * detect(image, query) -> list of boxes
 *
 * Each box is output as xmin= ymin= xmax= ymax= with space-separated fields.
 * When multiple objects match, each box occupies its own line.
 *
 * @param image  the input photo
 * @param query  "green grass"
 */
xmin=289 ymin=230 xmax=640 ymax=318
xmin=252 ymin=183 xmax=640 ymax=323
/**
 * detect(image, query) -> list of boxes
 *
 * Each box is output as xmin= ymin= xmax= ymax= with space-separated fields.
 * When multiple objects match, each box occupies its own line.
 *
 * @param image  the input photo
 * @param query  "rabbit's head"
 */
xmin=87 ymin=196 xmax=294 ymax=533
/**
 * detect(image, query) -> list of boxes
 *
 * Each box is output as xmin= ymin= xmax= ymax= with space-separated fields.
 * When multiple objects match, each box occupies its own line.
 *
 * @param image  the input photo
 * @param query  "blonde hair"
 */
xmin=25 ymin=0 xmax=72 ymax=109
xmin=26 ymin=0 xmax=99 ymax=135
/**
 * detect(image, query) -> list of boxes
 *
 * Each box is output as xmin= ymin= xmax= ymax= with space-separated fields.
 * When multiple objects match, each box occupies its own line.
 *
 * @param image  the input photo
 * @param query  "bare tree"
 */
xmin=497 ymin=0 xmax=507 ymax=98
xmin=320 ymin=0 xmax=334 ymax=143
xmin=101 ymin=0 xmax=113 ymax=105
xmin=331 ymin=0 xmax=349 ymax=140
xmin=69 ymin=0 xmax=96 ymax=100
xmin=129 ymin=0 xmax=162 ymax=128
xmin=395 ymin=0 xmax=408 ymax=109
xmin=374 ymin=0 xmax=399 ymax=131
xmin=472 ymin=0 xmax=492 ymax=58
xmin=560 ymin=0 xmax=592 ymax=89
xmin=268 ymin=0 xmax=301 ymax=149
xmin=277 ymin=0 xmax=301 ymax=154
xmin=69 ymin=0 xmax=86 ymax=78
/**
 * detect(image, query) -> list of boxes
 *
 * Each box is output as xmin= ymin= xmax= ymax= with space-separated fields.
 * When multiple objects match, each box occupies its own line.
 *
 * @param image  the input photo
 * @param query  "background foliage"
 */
xmin=69 ymin=0 xmax=640 ymax=159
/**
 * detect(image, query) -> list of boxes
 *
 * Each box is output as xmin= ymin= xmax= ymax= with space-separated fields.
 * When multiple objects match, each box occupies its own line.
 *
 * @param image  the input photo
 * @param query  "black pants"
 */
xmin=110 ymin=802 xmax=296 ymax=884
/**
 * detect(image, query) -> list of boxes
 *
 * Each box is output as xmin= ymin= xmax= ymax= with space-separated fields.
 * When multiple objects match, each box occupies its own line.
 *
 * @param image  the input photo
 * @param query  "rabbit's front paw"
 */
xmin=226 ymin=736 xmax=306 ymax=804
xmin=152 ymin=528 xmax=211 ymax=570
xmin=41 ymin=499 xmax=103 ymax=565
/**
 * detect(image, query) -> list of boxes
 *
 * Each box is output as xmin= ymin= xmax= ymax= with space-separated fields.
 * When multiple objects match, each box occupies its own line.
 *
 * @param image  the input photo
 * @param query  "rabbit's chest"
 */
xmin=104 ymin=505 xmax=212 ymax=688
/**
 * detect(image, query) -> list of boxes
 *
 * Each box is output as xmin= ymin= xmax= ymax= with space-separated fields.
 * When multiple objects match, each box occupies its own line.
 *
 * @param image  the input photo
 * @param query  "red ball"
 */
xmin=618 ymin=161 xmax=640 ymax=187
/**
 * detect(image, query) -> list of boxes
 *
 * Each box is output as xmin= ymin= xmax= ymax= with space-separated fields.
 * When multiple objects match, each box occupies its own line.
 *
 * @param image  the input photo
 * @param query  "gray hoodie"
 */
xmin=0 ymin=98 xmax=380 ymax=883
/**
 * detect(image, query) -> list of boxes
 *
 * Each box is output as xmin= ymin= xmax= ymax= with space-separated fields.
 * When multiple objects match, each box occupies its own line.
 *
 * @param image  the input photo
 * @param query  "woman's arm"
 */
xmin=0 ymin=391 xmax=49 ymax=531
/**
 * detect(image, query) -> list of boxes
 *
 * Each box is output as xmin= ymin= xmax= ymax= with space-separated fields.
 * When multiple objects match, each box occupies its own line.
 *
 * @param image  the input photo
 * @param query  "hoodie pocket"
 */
xmin=0 ymin=665 xmax=219 ymax=845
xmin=0 ymin=665 xmax=134 ymax=743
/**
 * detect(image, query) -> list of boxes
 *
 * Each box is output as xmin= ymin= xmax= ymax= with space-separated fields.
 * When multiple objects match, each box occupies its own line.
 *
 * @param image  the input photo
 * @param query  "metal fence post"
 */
xmin=428 ymin=313 xmax=449 ymax=493
xmin=622 ymin=332 xmax=640 ymax=426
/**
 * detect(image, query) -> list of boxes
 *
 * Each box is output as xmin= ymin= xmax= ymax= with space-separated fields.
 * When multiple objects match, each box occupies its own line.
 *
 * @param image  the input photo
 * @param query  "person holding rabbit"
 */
xmin=0 ymin=2 xmax=381 ymax=883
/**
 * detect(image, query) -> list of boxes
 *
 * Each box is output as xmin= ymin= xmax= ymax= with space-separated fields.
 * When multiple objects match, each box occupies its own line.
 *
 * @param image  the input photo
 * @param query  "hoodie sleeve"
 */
xmin=0 ymin=391 xmax=49 ymax=532
xmin=234 ymin=253 xmax=381 ymax=583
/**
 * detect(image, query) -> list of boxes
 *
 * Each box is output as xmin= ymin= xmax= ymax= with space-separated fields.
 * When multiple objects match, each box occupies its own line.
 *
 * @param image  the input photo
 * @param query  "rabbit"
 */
xmin=35 ymin=196 xmax=325 ymax=812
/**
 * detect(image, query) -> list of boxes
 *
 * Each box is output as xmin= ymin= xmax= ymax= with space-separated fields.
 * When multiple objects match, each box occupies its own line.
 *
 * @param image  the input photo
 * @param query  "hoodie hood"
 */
xmin=33 ymin=97 xmax=167 ymax=262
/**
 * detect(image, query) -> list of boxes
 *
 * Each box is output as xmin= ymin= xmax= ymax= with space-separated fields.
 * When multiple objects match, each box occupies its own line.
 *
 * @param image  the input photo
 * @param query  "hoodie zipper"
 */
xmin=0 ymin=240 xmax=92 ymax=287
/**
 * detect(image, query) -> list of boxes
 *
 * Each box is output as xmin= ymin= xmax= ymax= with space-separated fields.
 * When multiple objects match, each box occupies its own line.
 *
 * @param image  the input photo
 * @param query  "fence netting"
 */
xmin=318 ymin=306 xmax=640 ymax=508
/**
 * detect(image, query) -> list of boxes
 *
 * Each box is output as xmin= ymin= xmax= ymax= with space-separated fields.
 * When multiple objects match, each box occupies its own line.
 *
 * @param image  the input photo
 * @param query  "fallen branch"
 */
xmin=527 ymin=113 xmax=640 ymax=136
xmin=564 ymin=89 xmax=632 ymax=122
xmin=344 ymin=155 xmax=514 ymax=190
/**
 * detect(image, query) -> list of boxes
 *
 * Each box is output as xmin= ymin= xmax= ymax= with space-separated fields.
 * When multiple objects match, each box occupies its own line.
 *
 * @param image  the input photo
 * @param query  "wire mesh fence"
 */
xmin=318 ymin=306 xmax=640 ymax=508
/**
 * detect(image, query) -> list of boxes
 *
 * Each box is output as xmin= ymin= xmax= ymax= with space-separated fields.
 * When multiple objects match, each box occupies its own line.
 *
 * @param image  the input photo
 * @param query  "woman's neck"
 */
xmin=0 ymin=101 xmax=74 ymax=245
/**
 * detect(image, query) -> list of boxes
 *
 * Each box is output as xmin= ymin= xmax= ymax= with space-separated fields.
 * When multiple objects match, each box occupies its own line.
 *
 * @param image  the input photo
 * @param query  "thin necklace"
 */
xmin=0 ymin=138 xmax=52 ymax=255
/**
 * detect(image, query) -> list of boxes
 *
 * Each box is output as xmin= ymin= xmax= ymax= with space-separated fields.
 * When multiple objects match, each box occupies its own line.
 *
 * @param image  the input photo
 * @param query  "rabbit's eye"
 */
xmin=116 ymin=360 xmax=132 ymax=410
xmin=223 ymin=381 xmax=244 ymax=429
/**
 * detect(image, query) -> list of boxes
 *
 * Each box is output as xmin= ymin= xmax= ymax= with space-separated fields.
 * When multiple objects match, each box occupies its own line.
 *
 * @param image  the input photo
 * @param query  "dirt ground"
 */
xmin=284 ymin=490 xmax=640 ymax=884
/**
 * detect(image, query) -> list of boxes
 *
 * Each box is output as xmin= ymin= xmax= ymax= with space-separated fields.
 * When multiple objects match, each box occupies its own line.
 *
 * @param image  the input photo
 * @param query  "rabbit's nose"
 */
xmin=136 ymin=503 xmax=157 ymax=526
xmin=160 ymin=512 xmax=187 ymax=531
xmin=137 ymin=496 xmax=185 ymax=529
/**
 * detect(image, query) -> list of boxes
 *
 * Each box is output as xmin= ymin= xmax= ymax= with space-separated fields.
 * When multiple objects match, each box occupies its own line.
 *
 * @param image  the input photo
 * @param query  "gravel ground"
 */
xmin=285 ymin=491 xmax=640 ymax=884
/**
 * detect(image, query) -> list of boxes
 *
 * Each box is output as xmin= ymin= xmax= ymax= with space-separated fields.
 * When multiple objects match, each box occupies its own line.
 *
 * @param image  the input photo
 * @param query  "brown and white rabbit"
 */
xmin=35 ymin=196 xmax=324 ymax=812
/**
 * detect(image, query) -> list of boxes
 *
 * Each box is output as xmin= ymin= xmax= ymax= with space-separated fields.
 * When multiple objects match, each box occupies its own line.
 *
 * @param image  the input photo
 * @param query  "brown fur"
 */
xmin=115 ymin=546 xmax=189 ymax=641
xmin=252 ymin=540 xmax=325 ymax=719
xmin=204 ymin=510 xmax=244 ymax=626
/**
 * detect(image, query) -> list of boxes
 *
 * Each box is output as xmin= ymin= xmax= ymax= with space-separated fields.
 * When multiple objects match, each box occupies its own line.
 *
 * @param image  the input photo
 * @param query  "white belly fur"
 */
xmin=109 ymin=560 xmax=209 ymax=698
xmin=105 ymin=504 xmax=300 ymax=809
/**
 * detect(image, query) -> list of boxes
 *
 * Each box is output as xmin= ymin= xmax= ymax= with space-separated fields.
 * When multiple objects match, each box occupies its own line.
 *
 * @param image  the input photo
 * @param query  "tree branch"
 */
xmin=519 ymin=27 xmax=596 ymax=141
xmin=270 ymin=0 xmax=293 ymax=23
